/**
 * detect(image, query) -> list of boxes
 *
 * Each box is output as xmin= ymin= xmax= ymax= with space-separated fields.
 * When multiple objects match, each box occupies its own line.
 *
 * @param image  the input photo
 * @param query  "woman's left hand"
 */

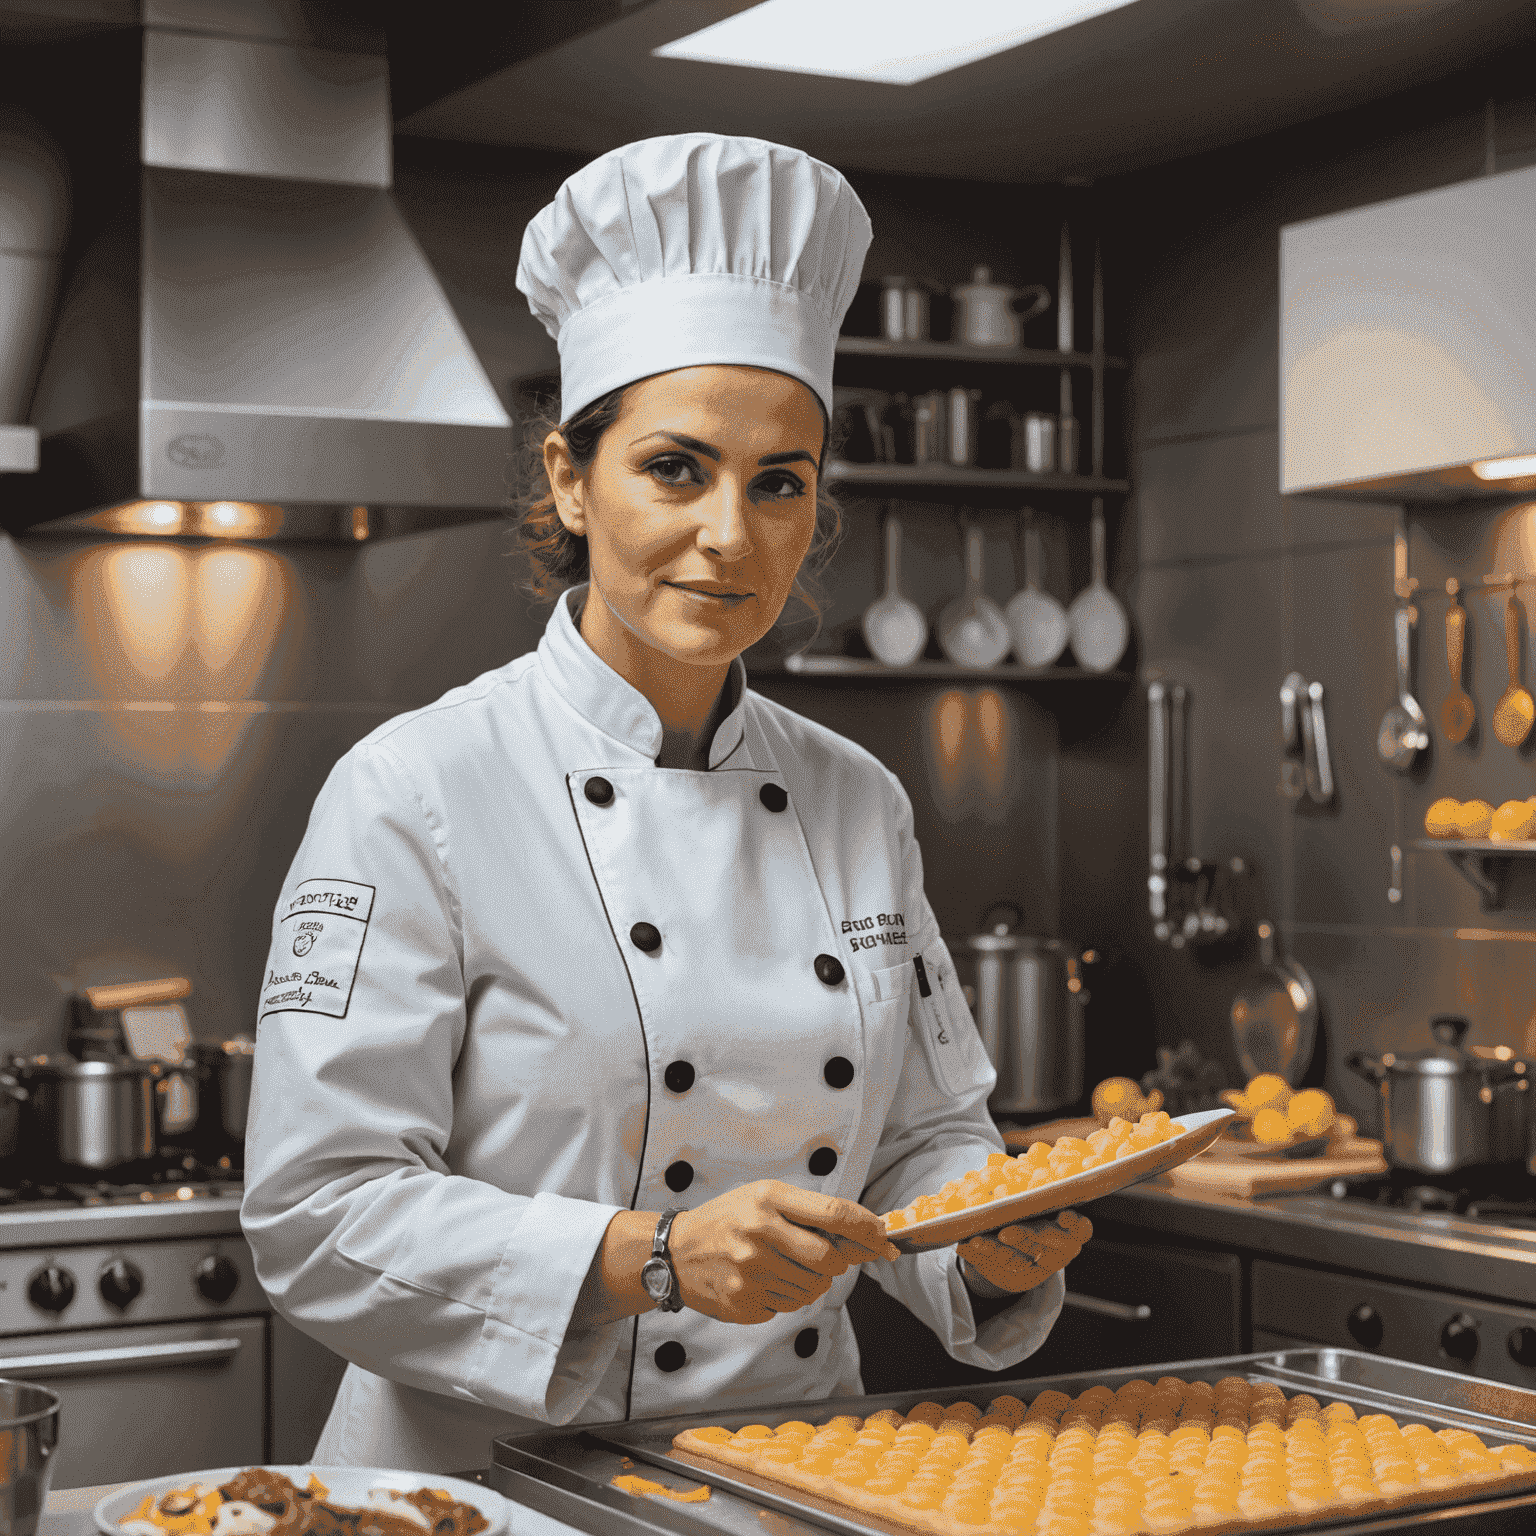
xmin=956 ymin=1209 xmax=1092 ymax=1295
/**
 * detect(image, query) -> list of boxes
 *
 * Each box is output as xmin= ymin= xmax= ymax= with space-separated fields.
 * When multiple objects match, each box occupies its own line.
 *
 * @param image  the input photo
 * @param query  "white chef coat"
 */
xmin=241 ymin=584 xmax=1065 ymax=1473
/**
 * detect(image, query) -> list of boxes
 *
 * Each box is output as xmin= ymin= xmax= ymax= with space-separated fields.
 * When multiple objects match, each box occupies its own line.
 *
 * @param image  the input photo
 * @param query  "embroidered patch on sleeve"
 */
xmin=261 ymin=878 xmax=376 ymax=1020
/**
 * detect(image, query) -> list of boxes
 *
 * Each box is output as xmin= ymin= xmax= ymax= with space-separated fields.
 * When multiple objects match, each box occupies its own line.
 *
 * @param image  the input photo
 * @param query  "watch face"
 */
xmin=641 ymin=1257 xmax=672 ymax=1301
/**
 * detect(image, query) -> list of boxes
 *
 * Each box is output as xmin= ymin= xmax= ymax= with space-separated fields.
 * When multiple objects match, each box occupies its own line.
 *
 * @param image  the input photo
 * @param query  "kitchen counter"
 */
xmin=0 ymin=1194 xmax=244 ymax=1249
xmin=41 ymin=1480 xmax=581 ymax=1536
xmin=1097 ymin=1178 xmax=1536 ymax=1304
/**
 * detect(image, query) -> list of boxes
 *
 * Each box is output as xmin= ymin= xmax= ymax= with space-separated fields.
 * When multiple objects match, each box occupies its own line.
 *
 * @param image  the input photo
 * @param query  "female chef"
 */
xmin=242 ymin=134 xmax=1090 ymax=1474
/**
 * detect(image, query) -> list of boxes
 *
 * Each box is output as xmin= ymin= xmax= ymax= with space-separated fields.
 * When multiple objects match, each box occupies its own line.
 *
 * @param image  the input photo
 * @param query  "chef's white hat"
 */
xmin=516 ymin=133 xmax=872 ymax=423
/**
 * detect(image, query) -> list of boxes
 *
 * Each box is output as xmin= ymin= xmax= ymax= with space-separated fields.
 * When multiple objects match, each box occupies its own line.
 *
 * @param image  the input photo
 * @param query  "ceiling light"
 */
xmin=653 ymin=0 xmax=1142 ymax=84
xmin=1472 ymin=454 xmax=1536 ymax=481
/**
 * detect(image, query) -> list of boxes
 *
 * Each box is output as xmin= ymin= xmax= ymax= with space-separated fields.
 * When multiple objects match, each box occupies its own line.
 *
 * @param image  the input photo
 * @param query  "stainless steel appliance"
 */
xmin=190 ymin=1038 xmax=255 ymax=1167
xmin=0 ymin=1169 xmax=348 ymax=1487
xmin=879 ymin=276 xmax=930 ymax=342
xmin=491 ymin=1351 xmax=1536 ymax=1534
xmin=1348 ymin=1016 xmax=1532 ymax=1173
xmin=945 ymin=387 xmax=982 ymax=468
xmin=1281 ymin=160 xmax=1536 ymax=501
xmin=950 ymin=265 xmax=1050 ymax=348
xmin=0 ymin=1380 xmax=59 ymax=1536
xmin=959 ymin=902 xmax=1084 ymax=1116
xmin=10 ymin=1 xmax=512 ymax=540
xmin=15 ymin=1057 xmax=157 ymax=1180
xmin=1102 ymin=1167 xmax=1536 ymax=1395
xmin=0 ymin=1237 xmax=265 ymax=1487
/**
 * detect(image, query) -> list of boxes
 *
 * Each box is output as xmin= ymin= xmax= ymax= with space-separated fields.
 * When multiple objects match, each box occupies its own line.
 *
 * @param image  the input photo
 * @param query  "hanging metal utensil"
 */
xmin=862 ymin=506 xmax=928 ymax=667
xmin=938 ymin=519 xmax=1011 ymax=668
xmin=1229 ymin=921 xmax=1318 ymax=1086
xmin=1441 ymin=578 xmax=1476 ymax=744
xmin=1066 ymin=498 xmax=1130 ymax=672
xmin=1377 ymin=604 xmax=1429 ymax=771
xmin=1492 ymin=593 xmax=1535 ymax=748
xmin=1148 ymin=681 xmax=1171 ymax=942
xmin=1005 ymin=508 xmax=1068 ymax=668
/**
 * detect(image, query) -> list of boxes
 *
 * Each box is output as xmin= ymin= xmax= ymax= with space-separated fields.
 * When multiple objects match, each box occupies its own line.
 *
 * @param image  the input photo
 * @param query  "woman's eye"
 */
xmin=648 ymin=455 xmax=702 ymax=486
xmin=753 ymin=471 xmax=807 ymax=501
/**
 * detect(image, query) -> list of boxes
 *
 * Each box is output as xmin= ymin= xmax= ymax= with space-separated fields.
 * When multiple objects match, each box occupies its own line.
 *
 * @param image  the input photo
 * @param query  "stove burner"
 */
xmin=0 ymin=1154 xmax=243 ymax=1208
xmin=1329 ymin=1165 xmax=1536 ymax=1220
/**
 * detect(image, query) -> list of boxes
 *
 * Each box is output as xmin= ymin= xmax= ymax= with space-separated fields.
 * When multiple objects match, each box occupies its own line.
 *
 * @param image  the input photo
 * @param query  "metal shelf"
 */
xmin=761 ymin=654 xmax=1133 ymax=683
xmin=1412 ymin=838 xmax=1536 ymax=905
xmin=826 ymin=461 xmax=1129 ymax=494
xmin=835 ymin=337 xmax=1129 ymax=370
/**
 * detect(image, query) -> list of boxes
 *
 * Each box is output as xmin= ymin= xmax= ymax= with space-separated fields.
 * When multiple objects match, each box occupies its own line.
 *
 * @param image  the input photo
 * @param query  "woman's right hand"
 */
xmin=670 ymin=1181 xmax=899 ymax=1325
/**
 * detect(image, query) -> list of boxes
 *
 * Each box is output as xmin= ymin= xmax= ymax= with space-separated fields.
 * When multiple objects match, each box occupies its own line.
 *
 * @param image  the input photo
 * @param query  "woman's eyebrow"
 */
xmin=631 ymin=431 xmax=721 ymax=461
xmin=758 ymin=450 xmax=817 ymax=467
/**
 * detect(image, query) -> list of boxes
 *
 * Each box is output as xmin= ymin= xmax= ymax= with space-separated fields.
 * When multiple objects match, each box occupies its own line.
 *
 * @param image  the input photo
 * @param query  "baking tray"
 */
xmin=490 ymin=1350 xmax=1536 ymax=1536
xmin=889 ymin=1106 xmax=1234 ymax=1252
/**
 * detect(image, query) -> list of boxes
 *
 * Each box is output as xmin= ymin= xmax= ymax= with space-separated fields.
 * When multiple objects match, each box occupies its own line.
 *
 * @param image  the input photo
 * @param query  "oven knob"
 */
xmin=194 ymin=1254 xmax=240 ymax=1304
xmin=27 ymin=1265 xmax=76 ymax=1314
xmin=1441 ymin=1313 xmax=1480 ymax=1363
xmin=99 ymin=1258 xmax=143 ymax=1310
xmin=1509 ymin=1328 xmax=1536 ymax=1368
xmin=1346 ymin=1304 xmax=1384 ymax=1350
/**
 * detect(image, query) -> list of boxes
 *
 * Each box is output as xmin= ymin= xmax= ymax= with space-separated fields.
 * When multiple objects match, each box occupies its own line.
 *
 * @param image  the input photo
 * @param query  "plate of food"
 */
xmin=95 ymin=1466 xmax=508 ymax=1536
xmin=882 ymin=1107 xmax=1234 ymax=1253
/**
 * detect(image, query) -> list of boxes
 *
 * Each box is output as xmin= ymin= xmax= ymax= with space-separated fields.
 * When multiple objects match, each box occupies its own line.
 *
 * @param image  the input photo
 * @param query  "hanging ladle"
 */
xmin=1377 ymin=604 xmax=1429 ymax=772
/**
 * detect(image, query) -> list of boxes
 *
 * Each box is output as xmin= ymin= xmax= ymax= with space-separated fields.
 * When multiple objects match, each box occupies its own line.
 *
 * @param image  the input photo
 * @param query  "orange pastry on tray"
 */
xmin=883 ymin=1112 xmax=1186 ymax=1233
xmin=669 ymin=1378 xmax=1536 ymax=1536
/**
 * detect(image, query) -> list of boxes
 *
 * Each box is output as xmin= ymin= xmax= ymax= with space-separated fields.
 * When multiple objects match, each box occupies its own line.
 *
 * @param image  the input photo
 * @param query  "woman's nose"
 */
xmin=696 ymin=477 xmax=752 ymax=560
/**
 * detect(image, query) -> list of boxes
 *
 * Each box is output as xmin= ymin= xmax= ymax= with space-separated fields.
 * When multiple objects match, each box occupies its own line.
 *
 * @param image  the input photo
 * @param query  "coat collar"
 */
xmin=536 ymin=584 xmax=749 ymax=769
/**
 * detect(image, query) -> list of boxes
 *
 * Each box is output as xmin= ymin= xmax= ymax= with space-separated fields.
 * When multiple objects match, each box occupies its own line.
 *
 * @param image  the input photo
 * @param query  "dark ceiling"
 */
xmin=392 ymin=0 xmax=1536 ymax=183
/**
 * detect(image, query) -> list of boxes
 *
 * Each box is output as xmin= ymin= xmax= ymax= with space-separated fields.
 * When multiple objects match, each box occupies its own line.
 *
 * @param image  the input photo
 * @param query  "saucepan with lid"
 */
xmin=1348 ymin=1015 xmax=1532 ymax=1173
xmin=14 ymin=1054 xmax=158 ymax=1178
xmin=190 ymin=1035 xmax=255 ymax=1162
xmin=959 ymin=903 xmax=1085 ymax=1116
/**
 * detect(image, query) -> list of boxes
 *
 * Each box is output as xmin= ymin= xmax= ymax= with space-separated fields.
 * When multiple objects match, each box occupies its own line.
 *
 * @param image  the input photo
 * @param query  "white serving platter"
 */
xmin=888 ymin=1106 xmax=1235 ymax=1253
xmin=95 ymin=1466 xmax=508 ymax=1536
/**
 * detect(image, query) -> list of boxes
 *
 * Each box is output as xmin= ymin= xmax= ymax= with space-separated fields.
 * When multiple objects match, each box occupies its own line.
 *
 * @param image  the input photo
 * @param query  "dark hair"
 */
xmin=513 ymin=381 xmax=843 ymax=630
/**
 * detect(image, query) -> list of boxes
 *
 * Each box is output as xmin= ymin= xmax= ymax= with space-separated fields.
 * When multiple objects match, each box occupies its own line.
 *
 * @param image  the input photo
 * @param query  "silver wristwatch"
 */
xmin=641 ymin=1208 xmax=685 ymax=1313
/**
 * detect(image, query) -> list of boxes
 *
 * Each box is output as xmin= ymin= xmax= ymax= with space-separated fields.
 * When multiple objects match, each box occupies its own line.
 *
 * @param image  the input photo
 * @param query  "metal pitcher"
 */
xmin=960 ymin=902 xmax=1086 ymax=1115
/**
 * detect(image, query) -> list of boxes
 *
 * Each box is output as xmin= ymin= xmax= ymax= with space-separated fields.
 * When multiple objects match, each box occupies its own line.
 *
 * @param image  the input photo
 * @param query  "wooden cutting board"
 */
xmin=1163 ymin=1134 xmax=1386 ymax=1196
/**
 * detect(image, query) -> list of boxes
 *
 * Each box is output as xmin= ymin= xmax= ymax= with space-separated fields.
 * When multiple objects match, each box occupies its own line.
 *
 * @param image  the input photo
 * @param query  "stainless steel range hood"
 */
xmin=1281 ymin=161 xmax=1536 ymax=503
xmin=7 ymin=2 xmax=513 ymax=541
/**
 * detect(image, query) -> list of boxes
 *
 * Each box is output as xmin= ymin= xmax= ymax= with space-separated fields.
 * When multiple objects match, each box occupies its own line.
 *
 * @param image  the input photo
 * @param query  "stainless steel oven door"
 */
xmin=0 ymin=1315 xmax=265 ymax=1487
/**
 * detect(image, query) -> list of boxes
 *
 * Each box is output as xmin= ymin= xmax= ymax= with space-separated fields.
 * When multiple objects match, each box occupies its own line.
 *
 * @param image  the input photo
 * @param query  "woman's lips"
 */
xmin=665 ymin=581 xmax=750 ymax=608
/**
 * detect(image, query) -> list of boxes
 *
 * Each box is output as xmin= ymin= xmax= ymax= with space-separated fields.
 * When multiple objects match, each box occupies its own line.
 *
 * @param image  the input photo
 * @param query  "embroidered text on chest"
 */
xmin=842 ymin=911 xmax=906 ymax=952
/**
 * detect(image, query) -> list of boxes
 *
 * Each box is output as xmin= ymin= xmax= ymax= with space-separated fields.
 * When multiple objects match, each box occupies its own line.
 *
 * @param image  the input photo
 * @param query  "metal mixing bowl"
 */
xmin=0 ymin=1380 xmax=61 ymax=1536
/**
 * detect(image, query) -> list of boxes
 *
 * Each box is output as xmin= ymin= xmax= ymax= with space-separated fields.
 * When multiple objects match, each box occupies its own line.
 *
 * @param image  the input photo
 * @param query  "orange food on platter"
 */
xmin=671 ymin=1379 xmax=1536 ymax=1536
xmin=882 ymin=1111 xmax=1186 ymax=1231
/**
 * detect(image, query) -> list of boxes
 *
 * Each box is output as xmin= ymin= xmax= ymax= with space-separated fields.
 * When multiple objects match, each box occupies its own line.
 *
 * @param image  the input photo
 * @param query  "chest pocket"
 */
xmin=909 ymin=944 xmax=994 ymax=1099
xmin=854 ymin=955 xmax=914 ymax=1036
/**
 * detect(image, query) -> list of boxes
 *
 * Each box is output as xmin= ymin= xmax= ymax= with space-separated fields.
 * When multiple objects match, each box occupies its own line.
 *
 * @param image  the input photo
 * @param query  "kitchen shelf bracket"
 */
xmin=1412 ymin=839 xmax=1536 ymax=906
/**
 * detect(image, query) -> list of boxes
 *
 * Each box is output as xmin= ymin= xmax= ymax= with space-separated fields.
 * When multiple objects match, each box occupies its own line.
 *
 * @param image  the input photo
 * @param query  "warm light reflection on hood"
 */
xmin=927 ymin=687 xmax=1016 ymax=819
xmin=70 ymin=542 xmax=293 ymax=786
xmin=86 ymin=501 xmax=284 ymax=539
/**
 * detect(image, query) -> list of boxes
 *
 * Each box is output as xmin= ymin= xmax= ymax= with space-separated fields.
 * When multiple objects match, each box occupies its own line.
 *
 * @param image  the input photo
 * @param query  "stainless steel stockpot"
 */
xmin=960 ymin=903 xmax=1085 ymax=1116
xmin=1348 ymin=1015 xmax=1532 ymax=1173
xmin=15 ymin=1055 xmax=157 ymax=1175
xmin=190 ymin=1036 xmax=254 ymax=1156
xmin=0 ymin=1380 xmax=60 ymax=1536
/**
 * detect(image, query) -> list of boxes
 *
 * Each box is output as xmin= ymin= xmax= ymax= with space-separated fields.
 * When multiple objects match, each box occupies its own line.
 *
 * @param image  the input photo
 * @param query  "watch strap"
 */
xmin=651 ymin=1208 xmax=685 ymax=1312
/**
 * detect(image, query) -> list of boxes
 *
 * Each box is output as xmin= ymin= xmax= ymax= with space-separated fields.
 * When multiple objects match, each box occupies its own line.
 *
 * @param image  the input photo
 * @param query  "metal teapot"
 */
xmin=951 ymin=266 xmax=1051 ymax=349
